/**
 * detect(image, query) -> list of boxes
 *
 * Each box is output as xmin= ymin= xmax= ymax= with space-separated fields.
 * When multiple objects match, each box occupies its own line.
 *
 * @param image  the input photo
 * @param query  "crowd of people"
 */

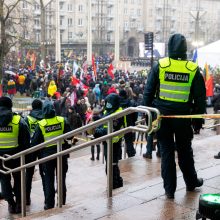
xmin=1 ymin=33 xmax=219 ymax=216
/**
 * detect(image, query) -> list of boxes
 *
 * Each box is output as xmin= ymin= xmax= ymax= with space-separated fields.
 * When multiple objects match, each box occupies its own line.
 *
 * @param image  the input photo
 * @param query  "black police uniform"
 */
xmin=94 ymin=93 xmax=125 ymax=189
xmin=31 ymin=100 xmax=71 ymax=210
xmin=119 ymin=89 xmax=137 ymax=157
xmin=143 ymin=34 xmax=206 ymax=198
xmin=0 ymin=97 xmax=30 ymax=213
xmin=25 ymin=99 xmax=44 ymax=205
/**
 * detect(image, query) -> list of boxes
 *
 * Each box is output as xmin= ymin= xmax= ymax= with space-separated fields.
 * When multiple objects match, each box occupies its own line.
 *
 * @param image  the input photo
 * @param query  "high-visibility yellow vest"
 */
xmin=38 ymin=116 xmax=64 ymax=148
xmin=27 ymin=115 xmax=38 ymax=136
xmin=104 ymin=107 xmax=127 ymax=143
xmin=0 ymin=115 xmax=20 ymax=149
xmin=159 ymin=57 xmax=197 ymax=102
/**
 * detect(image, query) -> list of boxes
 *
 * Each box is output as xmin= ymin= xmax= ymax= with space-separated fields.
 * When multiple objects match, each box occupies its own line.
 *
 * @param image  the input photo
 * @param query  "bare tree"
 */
xmin=0 ymin=0 xmax=22 ymax=94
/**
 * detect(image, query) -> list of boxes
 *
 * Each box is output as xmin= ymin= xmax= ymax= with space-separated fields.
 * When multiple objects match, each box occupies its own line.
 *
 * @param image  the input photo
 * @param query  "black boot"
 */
xmin=113 ymin=165 xmax=123 ymax=189
xmin=8 ymin=199 xmax=16 ymax=214
xmin=96 ymin=145 xmax=100 ymax=160
xmin=91 ymin=146 xmax=95 ymax=161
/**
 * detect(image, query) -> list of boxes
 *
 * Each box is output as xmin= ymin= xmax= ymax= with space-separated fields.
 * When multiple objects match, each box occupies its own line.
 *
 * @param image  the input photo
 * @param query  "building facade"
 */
xmin=16 ymin=0 xmax=220 ymax=59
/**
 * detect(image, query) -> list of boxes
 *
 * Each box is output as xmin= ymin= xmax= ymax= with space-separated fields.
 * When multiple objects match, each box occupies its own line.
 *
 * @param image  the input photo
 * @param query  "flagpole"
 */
xmin=87 ymin=0 xmax=92 ymax=65
xmin=114 ymin=0 xmax=120 ymax=66
xmin=55 ymin=0 xmax=61 ymax=62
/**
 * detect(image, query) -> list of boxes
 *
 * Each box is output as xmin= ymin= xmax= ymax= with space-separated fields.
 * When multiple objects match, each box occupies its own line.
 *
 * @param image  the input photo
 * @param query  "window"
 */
xmin=24 ymin=30 xmax=29 ymax=39
xmin=22 ymin=0 xmax=28 ymax=9
xmin=59 ymin=2 xmax=64 ymax=10
xmin=49 ymin=30 xmax=52 ymax=39
xmin=68 ymin=4 xmax=73 ymax=11
xmin=79 ymin=4 xmax=83 ymax=12
xmin=36 ymin=32 xmax=40 ymax=43
xmin=137 ymin=9 xmax=141 ymax=16
xmin=124 ymin=8 xmax=127 ymax=15
xmin=34 ymin=19 xmax=40 ymax=26
xmin=68 ymin=32 xmax=73 ymax=39
xmin=107 ymin=33 xmax=111 ymax=42
xmin=78 ymin=18 xmax=83 ymax=26
xmin=68 ymin=18 xmax=73 ymax=26
xmin=34 ymin=3 xmax=40 ymax=10
xmin=60 ymin=18 xmax=63 ymax=26
xmin=124 ymin=0 xmax=128 ymax=3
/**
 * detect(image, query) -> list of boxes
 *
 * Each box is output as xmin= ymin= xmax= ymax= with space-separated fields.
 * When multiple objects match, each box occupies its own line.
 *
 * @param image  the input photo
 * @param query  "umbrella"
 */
xmin=4 ymin=70 xmax=16 ymax=76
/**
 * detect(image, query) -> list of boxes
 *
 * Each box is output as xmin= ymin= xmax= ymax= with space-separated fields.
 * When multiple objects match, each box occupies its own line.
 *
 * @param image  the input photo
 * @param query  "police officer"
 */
xmin=25 ymin=99 xmax=44 ymax=205
xmin=31 ymin=100 xmax=71 ymax=210
xmin=94 ymin=93 xmax=126 ymax=189
xmin=143 ymin=33 xmax=206 ymax=199
xmin=119 ymin=89 xmax=137 ymax=157
xmin=0 ymin=180 xmax=3 ymax=199
xmin=0 ymin=96 xmax=30 ymax=213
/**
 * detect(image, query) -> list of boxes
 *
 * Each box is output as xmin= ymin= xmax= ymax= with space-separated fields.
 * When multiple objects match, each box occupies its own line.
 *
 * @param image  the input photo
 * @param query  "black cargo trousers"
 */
xmin=157 ymin=117 xmax=199 ymax=194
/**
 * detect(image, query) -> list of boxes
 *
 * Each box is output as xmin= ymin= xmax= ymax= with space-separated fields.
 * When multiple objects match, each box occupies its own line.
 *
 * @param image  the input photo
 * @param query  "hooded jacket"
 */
xmin=31 ymin=102 xmax=71 ymax=157
xmin=0 ymin=106 xmax=30 ymax=155
xmin=143 ymin=33 xmax=206 ymax=115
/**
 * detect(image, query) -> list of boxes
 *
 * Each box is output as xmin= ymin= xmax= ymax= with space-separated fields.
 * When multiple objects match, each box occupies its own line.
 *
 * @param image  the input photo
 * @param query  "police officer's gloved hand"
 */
xmin=192 ymin=118 xmax=204 ymax=134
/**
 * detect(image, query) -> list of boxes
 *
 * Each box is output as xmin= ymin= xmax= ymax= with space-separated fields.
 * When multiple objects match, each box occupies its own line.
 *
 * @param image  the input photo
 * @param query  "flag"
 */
xmin=107 ymin=63 xmax=114 ymax=79
xmin=72 ymin=61 xmax=79 ymax=76
xmin=65 ymin=61 xmax=69 ymax=72
xmin=92 ymin=55 xmax=97 ymax=79
xmin=26 ymin=50 xmax=37 ymax=70
xmin=71 ymin=76 xmax=80 ymax=86
xmin=67 ymin=51 xmax=72 ymax=58
xmin=192 ymin=49 xmax=198 ymax=63
xmin=204 ymin=63 xmax=214 ymax=97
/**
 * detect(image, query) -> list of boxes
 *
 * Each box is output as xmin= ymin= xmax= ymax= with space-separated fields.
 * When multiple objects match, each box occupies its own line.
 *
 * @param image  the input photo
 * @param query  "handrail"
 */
xmin=0 ymin=106 xmax=161 ymax=217
xmin=0 ymin=107 xmax=154 ymax=161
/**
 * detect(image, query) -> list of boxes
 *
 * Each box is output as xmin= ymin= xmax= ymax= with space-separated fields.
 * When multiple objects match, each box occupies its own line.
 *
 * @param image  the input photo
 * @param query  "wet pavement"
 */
xmin=1 ymin=118 xmax=220 ymax=219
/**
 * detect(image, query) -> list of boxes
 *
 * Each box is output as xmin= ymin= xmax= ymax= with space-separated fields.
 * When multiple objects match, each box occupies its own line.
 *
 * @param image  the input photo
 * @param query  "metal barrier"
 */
xmin=0 ymin=106 xmax=160 ymax=217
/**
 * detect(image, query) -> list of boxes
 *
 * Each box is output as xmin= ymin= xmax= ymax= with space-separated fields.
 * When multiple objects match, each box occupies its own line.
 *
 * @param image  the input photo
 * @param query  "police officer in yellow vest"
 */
xmin=31 ymin=100 xmax=71 ymax=210
xmin=94 ymin=93 xmax=126 ymax=189
xmin=0 ymin=96 xmax=30 ymax=214
xmin=143 ymin=34 xmax=206 ymax=199
xmin=25 ymin=99 xmax=44 ymax=206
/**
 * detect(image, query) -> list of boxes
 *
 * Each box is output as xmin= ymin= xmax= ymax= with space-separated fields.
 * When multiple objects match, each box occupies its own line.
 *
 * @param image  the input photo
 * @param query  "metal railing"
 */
xmin=0 ymin=106 xmax=160 ymax=217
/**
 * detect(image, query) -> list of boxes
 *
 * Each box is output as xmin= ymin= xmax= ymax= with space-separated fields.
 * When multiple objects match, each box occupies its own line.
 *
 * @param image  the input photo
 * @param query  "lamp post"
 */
xmin=87 ymin=0 xmax=92 ymax=65
xmin=114 ymin=0 xmax=120 ymax=65
xmin=55 ymin=0 xmax=61 ymax=62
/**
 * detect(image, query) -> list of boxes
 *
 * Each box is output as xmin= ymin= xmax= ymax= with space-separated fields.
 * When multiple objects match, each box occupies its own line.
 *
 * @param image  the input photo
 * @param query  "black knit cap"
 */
xmin=32 ymin=99 xmax=43 ymax=110
xmin=0 ymin=96 xmax=12 ymax=109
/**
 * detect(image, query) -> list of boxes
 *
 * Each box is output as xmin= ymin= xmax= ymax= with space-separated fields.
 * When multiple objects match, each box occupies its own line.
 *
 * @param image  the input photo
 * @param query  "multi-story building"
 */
xmin=16 ymin=0 xmax=220 ymax=58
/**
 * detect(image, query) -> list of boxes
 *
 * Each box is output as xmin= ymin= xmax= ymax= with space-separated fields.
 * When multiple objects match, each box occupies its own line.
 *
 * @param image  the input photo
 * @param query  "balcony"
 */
xmin=107 ymin=1 xmax=114 ymax=8
xmin=91 ymin=0 xmax=96 ymax=5
xmin=107 ymin=26 xmax=114 ymax=32
xmin=137 ymin=27 xmax=144 ymax=32
xmin=156 ymin=16 xmax=163 ymax=21
xmin=107 ymin=14 xmax=114 ymax=20
xmin=34 ymin=10 xmax=41 ymax=15
xmin=124 ymin=27 xmax=130 ymax=32
xmin=34 ymin=25 xmax=41 ymax=30
xmin=60 ymin=25 xmax=67 ymax=30
xmin=130 ymin=15 xmax=137 ymax=21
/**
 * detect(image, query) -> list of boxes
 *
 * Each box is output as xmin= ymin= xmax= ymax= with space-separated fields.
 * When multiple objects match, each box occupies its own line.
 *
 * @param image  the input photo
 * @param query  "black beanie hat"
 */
xmin=119 ymin=89 xmax=127 ymax=98
xmin=0 ymin=96 xmax=12 ymax=109
xmin=32 ymin=99 xmax=43 ymax=110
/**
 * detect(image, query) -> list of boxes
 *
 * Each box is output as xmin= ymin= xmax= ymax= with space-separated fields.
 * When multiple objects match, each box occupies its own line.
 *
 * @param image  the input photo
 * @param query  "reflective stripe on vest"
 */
xmin=103 ymin=107 xmax=127 ymax=143
xmin=159 ymin=57 xmax=197 ymax=102
xmin=0 ymin=115 xmax=20 ymax=149
xmin=38 ymin=116 xmax=65 ymax=147
xmin=27 ymin=115 xmax=38 ymax=135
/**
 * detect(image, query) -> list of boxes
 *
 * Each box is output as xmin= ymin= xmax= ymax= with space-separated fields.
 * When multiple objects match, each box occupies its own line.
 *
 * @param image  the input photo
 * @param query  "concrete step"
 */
xmin=1 ymin=127 xmax=220 ymax=219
